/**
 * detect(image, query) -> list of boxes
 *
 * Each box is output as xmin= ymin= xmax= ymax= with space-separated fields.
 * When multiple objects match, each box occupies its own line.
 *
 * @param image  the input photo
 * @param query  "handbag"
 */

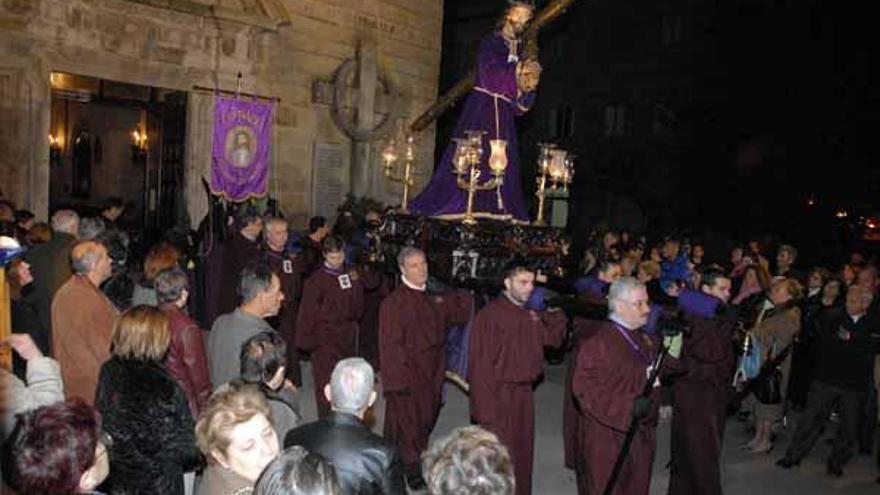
xmin=733 ymin=332 xmax=762 ymax=385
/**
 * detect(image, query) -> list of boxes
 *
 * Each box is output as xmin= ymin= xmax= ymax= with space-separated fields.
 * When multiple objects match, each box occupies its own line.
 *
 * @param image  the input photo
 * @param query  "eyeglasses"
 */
xmin=620 ymin=299 xmax=650 ymax=308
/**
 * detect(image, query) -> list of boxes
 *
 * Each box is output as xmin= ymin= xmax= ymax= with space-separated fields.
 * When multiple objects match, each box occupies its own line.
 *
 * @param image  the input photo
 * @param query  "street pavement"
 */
xmin=295 ymin=360 xmax=879 ymax=494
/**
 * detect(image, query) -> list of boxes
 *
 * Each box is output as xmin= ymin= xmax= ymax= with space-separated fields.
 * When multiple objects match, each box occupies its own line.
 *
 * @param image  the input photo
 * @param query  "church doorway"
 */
xmin=48 ymin=72 xmax=187 ymax=251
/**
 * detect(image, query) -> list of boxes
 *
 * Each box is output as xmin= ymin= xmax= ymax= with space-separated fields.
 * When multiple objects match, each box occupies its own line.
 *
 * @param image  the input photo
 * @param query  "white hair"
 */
xmin=607 ymin=277 xmax=646 ymax=316
xmin=397 ymin=246 xmax=425 ymax=268
xmin=51 ymin=209 xmax=80 ymax=236
xmin=330 ymin=358 xmax=374 ymax=415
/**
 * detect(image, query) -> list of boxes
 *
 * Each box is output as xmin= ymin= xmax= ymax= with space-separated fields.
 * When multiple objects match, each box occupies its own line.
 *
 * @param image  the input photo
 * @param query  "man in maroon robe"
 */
xmin=469 ymin=264 xmax=567 ymax=495
xmin=298 ymin=215 xmax=329 ymax=277
xmin=572 ymin=277 xmax=663 ymax=495
xmin=379 ymin=247 xmax=473 ymax=489
xmin=296 ymin=236 xmax=364 ymax=417
xmin=206 ymin=209 xmax=263 ymax=324
xmin=669 ymin=268 xmax=735 ymax=495
xmin=262 ymin=216 xmax=305 ymax=386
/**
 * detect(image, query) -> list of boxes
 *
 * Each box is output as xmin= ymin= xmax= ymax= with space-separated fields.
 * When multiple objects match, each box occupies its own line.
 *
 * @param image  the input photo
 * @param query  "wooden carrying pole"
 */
xmin=0 ymin=268 xmax=11 ymax=370
xmin=408 ymin=0 xmax=579 ymax=133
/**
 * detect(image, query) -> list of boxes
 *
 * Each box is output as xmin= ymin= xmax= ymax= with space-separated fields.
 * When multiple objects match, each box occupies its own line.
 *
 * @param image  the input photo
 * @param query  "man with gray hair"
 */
xmin=284 ymin=358 xmax=405 ymax=494
xmin=569 ymin=276 xmax=663 ymax=495
xmin=379 ymin=246 xmax=473 ymax=489
xmin=24 ymin=209 xmax=80 ymax=335
xmin=50 ymin=240 xmax=117 ymax=404
xmin=208 ymin=262 xmax=284 ymax=388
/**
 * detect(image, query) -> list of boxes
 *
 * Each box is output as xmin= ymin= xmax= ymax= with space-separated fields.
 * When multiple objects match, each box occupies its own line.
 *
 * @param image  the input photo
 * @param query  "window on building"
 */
xmin=652 ymin=103 xmax=679 ymax=136
xmin=604 ymin=104 xmax=626 ymax=137
xmin=547 ymin=106 xmax=576 ymax=139
xmin=661 ymin=15 xmax=681 ymax=45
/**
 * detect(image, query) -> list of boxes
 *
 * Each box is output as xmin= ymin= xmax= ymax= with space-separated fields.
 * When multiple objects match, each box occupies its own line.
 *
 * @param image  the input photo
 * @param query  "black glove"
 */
xmin=631 ymin=396 xmax=652 ymax=420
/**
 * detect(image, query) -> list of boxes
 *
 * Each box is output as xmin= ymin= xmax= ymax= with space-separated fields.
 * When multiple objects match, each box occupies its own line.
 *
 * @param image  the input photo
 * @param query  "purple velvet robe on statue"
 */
xmin=410 ymin=32 xmax=536 ymax=220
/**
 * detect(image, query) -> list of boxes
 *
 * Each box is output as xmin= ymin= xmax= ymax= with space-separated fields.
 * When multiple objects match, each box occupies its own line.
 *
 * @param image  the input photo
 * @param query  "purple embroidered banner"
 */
xmin=211 ymin=95 xmax=275 ymax=201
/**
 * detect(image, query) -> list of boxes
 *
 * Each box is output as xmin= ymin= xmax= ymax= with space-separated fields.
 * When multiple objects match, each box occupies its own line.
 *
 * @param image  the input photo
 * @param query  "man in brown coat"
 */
xmin=51 ymin=240 xmax=118 ymax=404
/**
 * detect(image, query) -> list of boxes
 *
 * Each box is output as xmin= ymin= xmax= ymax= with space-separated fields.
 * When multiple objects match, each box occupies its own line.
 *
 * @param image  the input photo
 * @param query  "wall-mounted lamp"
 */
xmin=48 ymin=133 xmax=62 ymax=167
xmin=131 ymin=129 xmax=147 ymax=164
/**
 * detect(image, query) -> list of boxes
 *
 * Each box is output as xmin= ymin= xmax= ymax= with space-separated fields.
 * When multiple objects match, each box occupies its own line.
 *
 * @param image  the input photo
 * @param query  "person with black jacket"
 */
xmin=777 ymin=285 xmax=880 ymax=477
xmin=284 ymin=357 xmax=405 ymax=495
xmin=95 ymin=305 xmax=202 ymax=494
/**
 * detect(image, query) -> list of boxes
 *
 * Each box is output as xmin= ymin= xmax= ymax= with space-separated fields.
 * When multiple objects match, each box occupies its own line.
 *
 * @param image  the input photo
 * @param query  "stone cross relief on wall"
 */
xmin=313 ymin=42 xmax=404 ymax=201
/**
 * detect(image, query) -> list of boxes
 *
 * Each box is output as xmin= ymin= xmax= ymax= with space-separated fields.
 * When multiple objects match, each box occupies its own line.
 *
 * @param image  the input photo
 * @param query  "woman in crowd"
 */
xmin=239 ymin=331 xmax=301 ymax=443
xmin=155 ymin=266 xmax=213 ymax=419
xmin=95 ymin=305 xmax=202 ymax=494
xmin=840 ymin=263 xmax=858 ymax=289
xmin=732 ymin=264 xmax=772 ymax=329
xmin=2 ymin=399 xmax=111 ymax=494
xmin=5 ymin=258 xmax=49 ymax=379
xmin=745 ymin=277 xmax=803 ymax=454
xmin=131 ymin=242 xmax=181 ymax=306
xmin=196 ymin=383 xmax=281 ymax=495
xmin=253 ymin=446 xmax=339 ymax=495
xmin=804 ymin=268 xmax=830 ymax=302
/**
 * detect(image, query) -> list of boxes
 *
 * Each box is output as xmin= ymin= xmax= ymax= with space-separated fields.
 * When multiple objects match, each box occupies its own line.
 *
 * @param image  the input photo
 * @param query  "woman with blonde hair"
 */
xmin=95 ymin=305 xmax=202 ymax=494
xmin=196 ymin=382 xmax=281 ymax=495
xmin=745 ymin=277 xmax=803 ymax=454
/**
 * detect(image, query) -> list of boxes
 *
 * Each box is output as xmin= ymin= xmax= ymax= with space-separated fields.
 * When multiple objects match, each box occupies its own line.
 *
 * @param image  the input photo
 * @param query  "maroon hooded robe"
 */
xmin=667 ymin=312 xmax=735 ymax=495
xmin=295 ymin=265 xmax=364 ymax=417
xmin=564 ymin=317 xmax=599 ymax=470
xmin=468 ymin=296 xmax=567 ymax=495
xmin=263 ymin=247 xmax=305 ymax=386
xmin=206 ymin=232 xmax=261 ymax=325
xmin=379 ymin=283 xmax=473 ymax=469
xmin=572 ymin=319 xmax=661 ymax=495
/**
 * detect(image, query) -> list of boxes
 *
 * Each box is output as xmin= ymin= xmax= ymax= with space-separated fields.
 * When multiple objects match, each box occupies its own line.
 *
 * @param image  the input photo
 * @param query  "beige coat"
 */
xmin=751 ymin=304 xmax=801 ymax=420
xmin=1 ymin=356 xmax=64 ymax=437
xmin=51 ymin=275 xmax=118 ymax=405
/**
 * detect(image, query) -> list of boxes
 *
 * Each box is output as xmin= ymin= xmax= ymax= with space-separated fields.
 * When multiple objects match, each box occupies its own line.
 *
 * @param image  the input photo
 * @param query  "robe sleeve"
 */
xmin=378 ymin=297 xmax=411 ymax=393
xmin=476 ymin=36 xmax=518 ymax=98
xmin=467 ymin=310 xmax=498 ymax=425
xmin=515 ymin=90 xmax=537 ymax=116
xmin=573 ymin=334 xmax=630 ymax=433
xmin=677 ymin=316 xmax=734 ymax=384
xmin=295 ymin=279 xmax=323 ymax=351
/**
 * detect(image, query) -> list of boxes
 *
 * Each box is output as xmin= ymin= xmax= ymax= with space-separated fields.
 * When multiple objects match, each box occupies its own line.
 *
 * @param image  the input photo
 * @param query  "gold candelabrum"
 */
xmin=381 ymin=134 xmax=416 ymax=213
xmin=533 ymin=143 xmax=575 ymax=226
xmin=452 ymin=130 xmax=508 ymax=225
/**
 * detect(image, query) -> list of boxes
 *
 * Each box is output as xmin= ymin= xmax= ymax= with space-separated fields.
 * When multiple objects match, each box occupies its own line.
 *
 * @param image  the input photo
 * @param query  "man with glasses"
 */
xmin=569 ymin=277 xmax=662 ymax=495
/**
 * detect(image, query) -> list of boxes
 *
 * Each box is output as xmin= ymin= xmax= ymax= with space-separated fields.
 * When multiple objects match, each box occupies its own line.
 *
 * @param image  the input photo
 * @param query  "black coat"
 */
xmin=11 ymin=292 xmax=49 ymax=380
xmin=284 ymin=411 xmax=405 ymax=495
xmin=95 ymin=357 xmax=202 ymax=495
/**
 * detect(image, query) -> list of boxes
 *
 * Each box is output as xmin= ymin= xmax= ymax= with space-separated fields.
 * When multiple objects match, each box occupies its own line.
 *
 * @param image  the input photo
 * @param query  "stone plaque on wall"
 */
xmin=311 ymin=141 xmax=346 ymax=220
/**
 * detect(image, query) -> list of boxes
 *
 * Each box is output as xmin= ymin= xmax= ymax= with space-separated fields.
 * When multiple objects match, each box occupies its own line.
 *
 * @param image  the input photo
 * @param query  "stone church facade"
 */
xmin=0 ymin=0 xmax=443 ymax=227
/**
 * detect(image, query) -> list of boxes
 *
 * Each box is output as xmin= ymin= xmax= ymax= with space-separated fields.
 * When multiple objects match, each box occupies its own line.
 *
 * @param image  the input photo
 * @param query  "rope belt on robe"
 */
xmin=473 ymin=86 xmax=510 ymax=211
